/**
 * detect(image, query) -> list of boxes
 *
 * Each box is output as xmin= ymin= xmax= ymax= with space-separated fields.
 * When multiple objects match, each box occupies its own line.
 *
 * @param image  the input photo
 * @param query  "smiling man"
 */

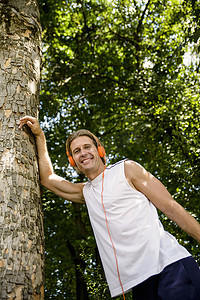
xmin=66 ymin=129 xmax=106 ymax=179
xmin=18 ymin=116 xmax=200 ymax=300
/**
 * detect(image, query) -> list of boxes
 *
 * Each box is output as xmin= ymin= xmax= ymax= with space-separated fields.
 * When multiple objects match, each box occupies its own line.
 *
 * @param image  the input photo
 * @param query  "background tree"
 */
xmin=0 ymin=0 xmax=44 ymax=299
xmin=39 ymin=0 xmax=200 ymax=298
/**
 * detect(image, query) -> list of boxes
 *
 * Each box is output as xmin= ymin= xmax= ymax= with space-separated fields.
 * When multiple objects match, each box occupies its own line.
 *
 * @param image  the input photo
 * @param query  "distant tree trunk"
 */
xmin=0 ymin=1 xmax=44 ymax=299
xmin=70 ymin=202 xmax=90 ymax=300
xmin=66 ymin=240 xmax=89 ymax=300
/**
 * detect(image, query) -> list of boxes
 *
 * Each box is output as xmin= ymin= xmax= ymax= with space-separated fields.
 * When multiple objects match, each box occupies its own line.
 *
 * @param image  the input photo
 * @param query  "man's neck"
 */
xmin=86 ymin=163 xmax=106 ymax=181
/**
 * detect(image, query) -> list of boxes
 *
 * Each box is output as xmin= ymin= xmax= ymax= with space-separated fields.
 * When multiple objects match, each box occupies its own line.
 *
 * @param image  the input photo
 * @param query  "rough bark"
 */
xmin=0 ymin=0 xmax=44 ymax=299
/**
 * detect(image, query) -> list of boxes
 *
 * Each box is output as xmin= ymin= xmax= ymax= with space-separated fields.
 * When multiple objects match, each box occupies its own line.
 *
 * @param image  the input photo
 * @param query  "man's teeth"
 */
xmin=82 ymin=158 xmax=91 ymax=163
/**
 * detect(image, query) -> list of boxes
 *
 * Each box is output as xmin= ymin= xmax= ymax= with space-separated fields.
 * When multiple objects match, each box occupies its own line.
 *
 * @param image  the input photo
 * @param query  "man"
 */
xmin=18 ymin=116 xmax=200 ymax=300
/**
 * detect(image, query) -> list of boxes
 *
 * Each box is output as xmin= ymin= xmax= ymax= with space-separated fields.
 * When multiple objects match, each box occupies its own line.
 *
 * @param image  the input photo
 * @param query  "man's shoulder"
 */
xmin=107 ymin=159 xmax=138 ymax=172
xmin=106 ymin=159 xmax=127 ymax=170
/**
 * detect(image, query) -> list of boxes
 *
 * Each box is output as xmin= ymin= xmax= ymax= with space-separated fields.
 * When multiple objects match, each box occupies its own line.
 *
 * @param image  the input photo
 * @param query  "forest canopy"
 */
xmin=38 ymin=0 xmax=200 ymax=298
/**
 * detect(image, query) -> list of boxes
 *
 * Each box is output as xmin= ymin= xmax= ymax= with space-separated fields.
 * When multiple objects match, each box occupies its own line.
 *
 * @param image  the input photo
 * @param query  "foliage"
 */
xmin=38 ymin=0 xmax=200 ymax=298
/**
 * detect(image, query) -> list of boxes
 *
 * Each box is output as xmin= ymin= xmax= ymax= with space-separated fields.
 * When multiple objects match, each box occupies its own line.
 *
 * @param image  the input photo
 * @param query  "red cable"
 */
xmin=101 ymin=169 xmax=126 ymax=300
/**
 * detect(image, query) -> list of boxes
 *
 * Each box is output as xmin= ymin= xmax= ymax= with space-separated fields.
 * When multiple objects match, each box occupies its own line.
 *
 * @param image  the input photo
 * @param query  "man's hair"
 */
xmin=66 ymin=129 xmax=106 ymax=164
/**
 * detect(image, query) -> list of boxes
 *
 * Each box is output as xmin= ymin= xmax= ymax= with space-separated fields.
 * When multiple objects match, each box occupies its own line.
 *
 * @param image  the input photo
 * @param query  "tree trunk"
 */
xmin=0 ymin=1 xmax=44 ymax=299
xmin=66 ymin=241 xmax=90 ymax=300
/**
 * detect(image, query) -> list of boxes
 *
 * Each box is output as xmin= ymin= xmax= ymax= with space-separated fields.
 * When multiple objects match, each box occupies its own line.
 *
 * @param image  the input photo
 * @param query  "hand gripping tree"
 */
xmin=0 ymin=1 xmax=44 ymax=299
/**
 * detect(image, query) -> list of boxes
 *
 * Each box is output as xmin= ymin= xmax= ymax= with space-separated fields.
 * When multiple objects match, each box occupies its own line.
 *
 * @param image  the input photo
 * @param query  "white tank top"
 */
xmin=83 ymin=160 xmax=190 ymax=297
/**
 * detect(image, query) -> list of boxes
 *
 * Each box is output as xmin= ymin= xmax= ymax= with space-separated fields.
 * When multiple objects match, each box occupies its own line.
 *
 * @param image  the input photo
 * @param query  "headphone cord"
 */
xmin=101 ymin=169 xmax=126 ymax=300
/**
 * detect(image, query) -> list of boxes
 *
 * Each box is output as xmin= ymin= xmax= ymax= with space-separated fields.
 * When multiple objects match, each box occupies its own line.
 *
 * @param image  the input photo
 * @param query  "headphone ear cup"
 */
xmin=68 ymin=156 xmax=76 ymax=167
xmin=98 ymin=145 xmax=106 ymax=158
xmin=66 ymin=151 xmax=76 ymax=167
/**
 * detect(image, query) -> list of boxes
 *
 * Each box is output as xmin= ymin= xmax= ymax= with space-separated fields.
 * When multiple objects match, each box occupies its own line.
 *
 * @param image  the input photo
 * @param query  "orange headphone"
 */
xmin=66 ymin=137 xmax=106 ymax=167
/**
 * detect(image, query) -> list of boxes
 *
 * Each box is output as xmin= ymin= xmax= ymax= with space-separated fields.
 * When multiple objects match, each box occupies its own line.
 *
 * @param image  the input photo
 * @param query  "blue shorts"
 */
xmin=132 ymin=256 xmax=200 ymax=300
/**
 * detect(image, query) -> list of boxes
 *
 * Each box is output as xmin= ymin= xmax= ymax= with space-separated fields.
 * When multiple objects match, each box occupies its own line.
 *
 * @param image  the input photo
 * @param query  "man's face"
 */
xmin=70 ymin=136 xmax=102 ymax=174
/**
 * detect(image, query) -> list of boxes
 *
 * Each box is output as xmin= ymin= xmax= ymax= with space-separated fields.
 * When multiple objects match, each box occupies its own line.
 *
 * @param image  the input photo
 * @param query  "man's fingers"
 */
xmin=18 ymin=121 xmax=27 ymax=129
xmin=18 ymin=120 xmax=30 ymax=129
xmin=27 ymin=121 xmax=34 ymax=127
xmin=17 ymin=115 xmax=42 ymax=136
xmin=17 ymin=116 xmax=37 ymax=129
xmin=19 ymin=116 xmax=36 ymax=123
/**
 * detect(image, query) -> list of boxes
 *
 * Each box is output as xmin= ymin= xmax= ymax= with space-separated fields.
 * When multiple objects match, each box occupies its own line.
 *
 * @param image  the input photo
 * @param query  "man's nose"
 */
xmin=80 ymin=148 xmax=87 ymax=156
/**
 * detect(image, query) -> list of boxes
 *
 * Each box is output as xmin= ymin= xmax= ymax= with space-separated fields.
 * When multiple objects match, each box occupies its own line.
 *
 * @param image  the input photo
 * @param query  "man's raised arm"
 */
xmin=125 ymin=159 xmax=200 ymax=244
xmin=18 ymin=116 xmax=84 ymax=203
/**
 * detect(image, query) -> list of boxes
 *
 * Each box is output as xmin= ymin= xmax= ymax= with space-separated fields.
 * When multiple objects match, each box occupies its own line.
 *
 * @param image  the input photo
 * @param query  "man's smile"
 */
xmin=81 ymin=156 xmax=93 ymax=164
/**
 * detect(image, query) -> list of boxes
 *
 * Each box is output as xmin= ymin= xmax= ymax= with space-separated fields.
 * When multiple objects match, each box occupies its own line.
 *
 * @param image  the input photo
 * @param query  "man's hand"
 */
xmin=18 ymin=116 xmax=43 ymax=136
